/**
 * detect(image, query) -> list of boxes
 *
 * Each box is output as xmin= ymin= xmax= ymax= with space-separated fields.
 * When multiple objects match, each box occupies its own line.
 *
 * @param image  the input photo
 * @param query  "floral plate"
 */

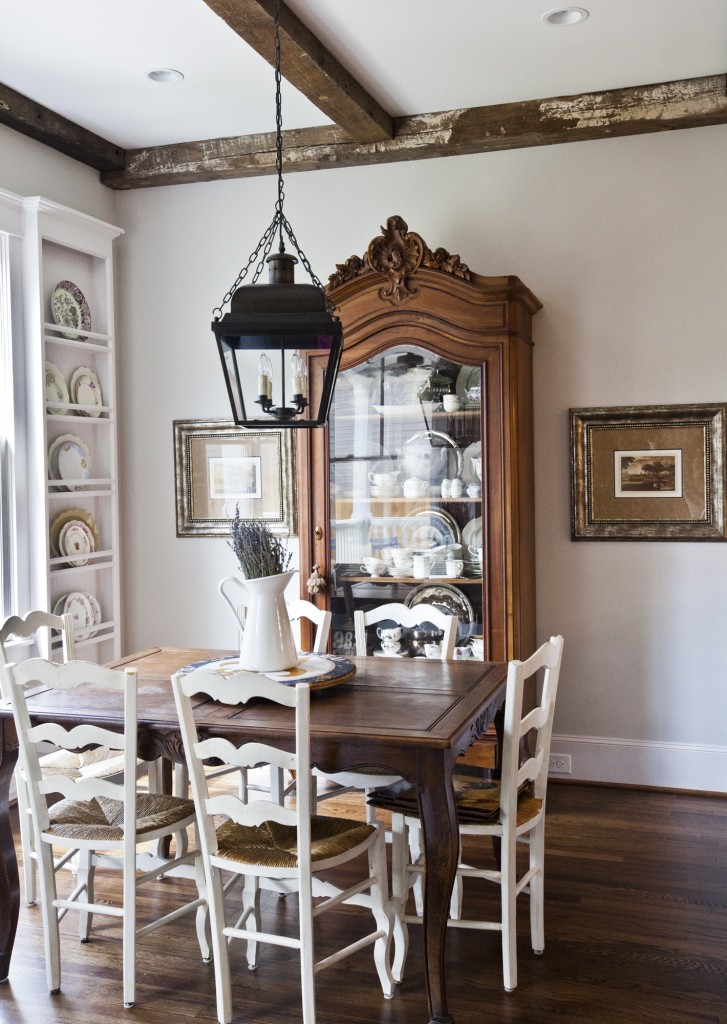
xmin=51 ymin=280 xmax=92 ymax=340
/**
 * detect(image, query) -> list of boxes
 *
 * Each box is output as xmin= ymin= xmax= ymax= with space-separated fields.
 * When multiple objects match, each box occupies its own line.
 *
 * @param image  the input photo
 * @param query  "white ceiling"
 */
xmin=1 ymin=0 xmax=726 ymax=150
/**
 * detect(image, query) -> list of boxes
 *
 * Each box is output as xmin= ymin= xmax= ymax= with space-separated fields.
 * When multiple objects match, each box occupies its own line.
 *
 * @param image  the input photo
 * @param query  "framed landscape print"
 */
xmin=174 ymin=419 xmax=297 ymax=537
xmin=570 ymin=403 xmax=727 ymax=540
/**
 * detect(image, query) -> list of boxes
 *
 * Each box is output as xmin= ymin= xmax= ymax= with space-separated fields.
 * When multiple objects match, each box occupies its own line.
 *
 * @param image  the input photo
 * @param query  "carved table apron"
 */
xmin=0 ymin=646 xmax=506 ymax=1024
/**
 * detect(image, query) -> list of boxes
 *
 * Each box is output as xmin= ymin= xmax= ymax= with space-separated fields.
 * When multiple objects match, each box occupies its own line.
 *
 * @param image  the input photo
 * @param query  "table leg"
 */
xmin=0 ymin=717 xmax=20 ymax=982
xmin=417 ymin=749 xmax=458 ymax=1024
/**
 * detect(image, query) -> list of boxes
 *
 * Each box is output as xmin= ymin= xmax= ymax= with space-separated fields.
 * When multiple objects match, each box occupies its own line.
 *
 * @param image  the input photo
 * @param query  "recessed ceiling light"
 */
xmin=542 ymin=7 xmax=589 ymax=25
xmin=146 ymin=68 xmax=185 ymax=84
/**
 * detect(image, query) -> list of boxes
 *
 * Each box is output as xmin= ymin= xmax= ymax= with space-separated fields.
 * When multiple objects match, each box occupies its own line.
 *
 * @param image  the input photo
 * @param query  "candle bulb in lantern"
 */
xmin=257 ymin=354 xmax=272 ymax=398
xmin=291 ymin=353 xmax=305 ymax=397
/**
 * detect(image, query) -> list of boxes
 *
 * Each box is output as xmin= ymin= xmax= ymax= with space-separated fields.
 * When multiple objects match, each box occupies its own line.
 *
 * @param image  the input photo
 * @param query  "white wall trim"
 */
xmin=550 ymin=734 xmax=727 ymax=793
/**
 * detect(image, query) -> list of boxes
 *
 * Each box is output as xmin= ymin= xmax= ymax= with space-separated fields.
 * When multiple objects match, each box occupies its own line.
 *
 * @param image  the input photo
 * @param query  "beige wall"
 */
xmin=4 ymin=119 xmax=727 ymax=789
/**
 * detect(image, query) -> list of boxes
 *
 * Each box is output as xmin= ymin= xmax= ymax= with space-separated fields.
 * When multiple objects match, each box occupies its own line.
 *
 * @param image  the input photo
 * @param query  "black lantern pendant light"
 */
xmin=211 ymin=0 xmax=343 ymax=428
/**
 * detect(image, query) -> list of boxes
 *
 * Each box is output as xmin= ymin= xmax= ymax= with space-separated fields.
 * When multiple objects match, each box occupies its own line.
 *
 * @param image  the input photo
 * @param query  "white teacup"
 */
xmin=468 ymin=545 xmax=483 ymax=564
xmin=381 ymin=639 xmax=401 ymax=655
xmin=466 ymin=483 xmax=481 ymax=498
xmin=454 ymin=646 xmax=472 ymax=660
xmin=377 ymin=626 xmax=402 ymax=642
xmin=445 ymin=558 xmax=464 ymax=577
xmin=361 ymin=558 xmax=386 ymax=576
xmin=369 ymin=470 xmax=399 ymax=486
xmin=443 ymin=394 xmax=461 ymax=412
xmin=424 ymin=643 xmax=442 ymax=659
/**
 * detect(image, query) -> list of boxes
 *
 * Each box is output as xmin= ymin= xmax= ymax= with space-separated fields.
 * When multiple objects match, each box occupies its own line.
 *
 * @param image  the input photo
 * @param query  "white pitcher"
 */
xmin=218 ymin=571 xmax=298 ymax=672
xmin=412 ymin=552 xmax=435 ymax=578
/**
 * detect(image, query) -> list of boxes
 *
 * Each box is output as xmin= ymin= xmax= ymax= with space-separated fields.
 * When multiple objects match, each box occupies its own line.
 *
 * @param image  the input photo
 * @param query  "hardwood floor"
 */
xmin=2 ymin=782 xmax=725 ymax=1024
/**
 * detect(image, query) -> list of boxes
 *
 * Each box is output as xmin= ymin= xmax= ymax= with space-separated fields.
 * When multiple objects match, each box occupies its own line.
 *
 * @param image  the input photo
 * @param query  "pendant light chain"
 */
xmin=213 ymin=0 xmax=336 ymax=320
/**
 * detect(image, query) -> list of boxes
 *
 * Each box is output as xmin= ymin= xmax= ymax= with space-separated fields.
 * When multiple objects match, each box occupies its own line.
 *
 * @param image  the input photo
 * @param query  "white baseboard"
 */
xmin=549 ymin=734 xmax=727 ymax=793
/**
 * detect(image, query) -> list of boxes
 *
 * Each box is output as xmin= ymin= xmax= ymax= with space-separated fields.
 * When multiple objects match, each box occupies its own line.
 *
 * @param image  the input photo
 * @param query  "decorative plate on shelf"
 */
xmin=52 ymin=591 xmax=101 ymax=638
xmin=50 ymin=507 xmax=100 ymax=556
xmin=59 ymin=519 xmax=95 ymax=567
xmin=45 ymin=362 xmax=69 ymax=414
xmin=48 ymin=434 xmax=91 ymax=490
xmin=66 ymin=592 xmax=95 ymax=631
xmin=398 ymin=507 xmax=461 ymax=552
xmin=57 ymin=438 xmax=91 ymax=489
xmin=51 ymin=280 xmax=92 ymax=340
xmin=178 ymin=653 xmax=356 ymax=691
xmin=404 ymin=582 xmax=475 ymax=624
xmin=70 ymin=366 xmax=103 ymax=416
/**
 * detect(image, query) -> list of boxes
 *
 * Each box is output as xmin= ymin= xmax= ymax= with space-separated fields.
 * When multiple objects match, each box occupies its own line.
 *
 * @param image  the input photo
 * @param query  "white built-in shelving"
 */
xmin=22 ymin=197 xmax=123 ymax=662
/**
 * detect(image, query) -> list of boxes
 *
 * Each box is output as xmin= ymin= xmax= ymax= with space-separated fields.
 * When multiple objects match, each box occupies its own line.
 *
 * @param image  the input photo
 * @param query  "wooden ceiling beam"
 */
xmin=101 ymin=75 xmax=727 ymax=190
xmin=201 ymin=0 xmax=393 ymax=143
xmin=0 ymin=82 xmax=125 ymax=172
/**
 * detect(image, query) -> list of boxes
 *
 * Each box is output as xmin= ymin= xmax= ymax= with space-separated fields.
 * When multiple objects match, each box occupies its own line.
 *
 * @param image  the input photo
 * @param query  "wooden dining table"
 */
xmin=0 ymin=646 xmax=507 ymax=1024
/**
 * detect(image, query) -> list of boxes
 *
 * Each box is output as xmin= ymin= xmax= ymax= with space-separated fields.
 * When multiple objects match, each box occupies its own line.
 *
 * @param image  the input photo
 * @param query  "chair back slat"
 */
xmin=207 ymin=793 xmax=298 ymax=829
xmin=195 ymin=736 xmax=296 ymax=773
xmin=180 ymin=666 xmax=298 ymax=708
xmin=38 ymin=774 xmax=123 ymax=804
xmin=30 ymin=721 xmax=124 ymax=752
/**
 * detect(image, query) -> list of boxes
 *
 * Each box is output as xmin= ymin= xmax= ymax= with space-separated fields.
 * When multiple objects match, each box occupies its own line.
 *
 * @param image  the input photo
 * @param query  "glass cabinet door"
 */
xmin=326 ymin=344 xmax=484 ymax=657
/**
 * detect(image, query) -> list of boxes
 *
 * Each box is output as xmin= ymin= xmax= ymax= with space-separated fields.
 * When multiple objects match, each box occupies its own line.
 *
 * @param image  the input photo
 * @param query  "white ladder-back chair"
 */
xmin=373 ymin=635 xmax=565 ymax=992
xmin=2 ymin=657 xmax=210 ymax=1008
xmin=313 ymin=603 xmax=459 ymax=821
xmin=172 ymin=664 xmax=394 ymax=1024
xmin=0 ymin=610 xmax=160 ymax=907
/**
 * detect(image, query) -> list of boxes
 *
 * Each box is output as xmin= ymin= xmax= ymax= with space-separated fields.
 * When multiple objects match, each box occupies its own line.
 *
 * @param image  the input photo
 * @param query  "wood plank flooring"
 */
xmin=1 ymin=782 xmax=725 ymax=1024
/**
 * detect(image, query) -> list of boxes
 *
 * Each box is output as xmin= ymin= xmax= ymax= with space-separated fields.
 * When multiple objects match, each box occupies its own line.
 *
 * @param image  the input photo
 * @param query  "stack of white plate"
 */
xmin=387 ymin=563 xmax=414 ymax=577
xmin=53 ymin=591 xmax=102 ymax=638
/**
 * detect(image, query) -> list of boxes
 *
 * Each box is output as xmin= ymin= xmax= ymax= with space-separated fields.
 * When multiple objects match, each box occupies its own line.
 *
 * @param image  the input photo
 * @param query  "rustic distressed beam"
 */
xmin=0 ymin=81 xmax=125 ymax=172
xmin=201 ymin=0 xmax=393 ymax=143
xmin=101 ymin=74 xmax=727 ymax=191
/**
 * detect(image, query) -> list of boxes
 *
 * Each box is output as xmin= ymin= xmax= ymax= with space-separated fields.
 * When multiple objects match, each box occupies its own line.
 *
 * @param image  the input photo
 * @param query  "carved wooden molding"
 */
xmin=327 ymin=215 xmax=471 ymax=302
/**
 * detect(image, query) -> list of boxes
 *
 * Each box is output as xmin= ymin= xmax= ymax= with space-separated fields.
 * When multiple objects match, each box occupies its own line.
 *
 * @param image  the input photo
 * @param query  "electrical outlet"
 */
xmin=548 ymin=753 xmax=572 ymax=774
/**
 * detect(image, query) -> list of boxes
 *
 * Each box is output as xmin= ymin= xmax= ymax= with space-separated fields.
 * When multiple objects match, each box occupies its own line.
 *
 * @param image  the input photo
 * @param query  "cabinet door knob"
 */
xmin=313 ymin=526 xmax=323 ymax=541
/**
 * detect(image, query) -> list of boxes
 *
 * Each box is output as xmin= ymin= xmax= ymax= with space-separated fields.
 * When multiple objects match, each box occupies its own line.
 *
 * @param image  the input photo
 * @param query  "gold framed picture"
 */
xmin=174 ymin=420 xmax=297 ymax=537
xmin=570 ymin=403 xmax=727 ymax=540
